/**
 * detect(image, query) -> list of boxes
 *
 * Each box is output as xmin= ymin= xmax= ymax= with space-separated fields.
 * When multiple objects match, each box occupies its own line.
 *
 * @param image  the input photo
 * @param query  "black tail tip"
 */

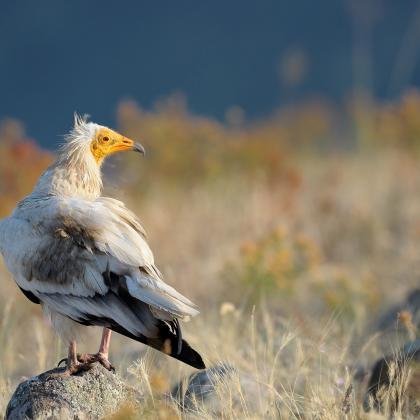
xmin=183 ymin=347 xmax=206 ymax=369
xmin=178 ymin=340 xmax=206 ymax=369
xmin=192 ymin=354 xmax=206 ymax=370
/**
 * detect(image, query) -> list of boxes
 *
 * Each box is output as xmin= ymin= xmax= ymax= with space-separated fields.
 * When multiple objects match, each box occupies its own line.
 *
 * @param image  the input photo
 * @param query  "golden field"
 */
xmin=0 ymin=92 xmax=419 ymax=418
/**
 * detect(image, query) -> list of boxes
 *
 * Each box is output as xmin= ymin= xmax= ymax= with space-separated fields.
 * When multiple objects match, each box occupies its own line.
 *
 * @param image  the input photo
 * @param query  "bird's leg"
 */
xmin=99 ymin=327 xmax=112 ymax=358
xmin=67 ymin=339 xmax=78 ymax=369
xmin=77 ymin=328 xmax=115 ymax=371
xmin=95 ymin=327 xmax=114 ymax=371
xmin=52 ymin=340 xmax=91 ymax=377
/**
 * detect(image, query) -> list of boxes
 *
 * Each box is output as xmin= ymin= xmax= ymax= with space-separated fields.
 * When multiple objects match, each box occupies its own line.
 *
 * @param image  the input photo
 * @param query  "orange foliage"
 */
xmin=116 ymin=95 xmax=332 ymax=188
xmin=0 ymin=119 xmax=52 ymax=217
xmin=374 ymin=89 xmax=420 ymax=150
xmin=1 ymin=89 xmax=420 ymax=216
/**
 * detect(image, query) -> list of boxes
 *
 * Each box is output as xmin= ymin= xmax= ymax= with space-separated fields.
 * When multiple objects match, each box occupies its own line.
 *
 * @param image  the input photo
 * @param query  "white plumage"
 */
xmin=0 ymin=115 xmax=205 ymax=373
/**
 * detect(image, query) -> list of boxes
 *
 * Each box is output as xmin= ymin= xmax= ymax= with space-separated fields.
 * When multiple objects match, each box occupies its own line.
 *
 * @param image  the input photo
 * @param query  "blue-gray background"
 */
xmin=1 ymin=0 xmax=420 ymax=147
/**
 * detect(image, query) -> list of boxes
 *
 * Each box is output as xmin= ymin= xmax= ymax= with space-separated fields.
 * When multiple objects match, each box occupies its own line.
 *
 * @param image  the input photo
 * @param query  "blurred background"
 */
xmin=1 ymin=1 xmax=420 ymax=417
xmin=2 ymin=0 xmax=420 ymax=144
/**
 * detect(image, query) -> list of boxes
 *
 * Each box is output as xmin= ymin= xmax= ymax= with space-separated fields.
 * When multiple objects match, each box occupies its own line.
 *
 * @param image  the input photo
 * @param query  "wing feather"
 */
xmin=1 ymin=195 xmax=204 ymax=369
xmin=2 ymin=195 xmax=198 ymax=318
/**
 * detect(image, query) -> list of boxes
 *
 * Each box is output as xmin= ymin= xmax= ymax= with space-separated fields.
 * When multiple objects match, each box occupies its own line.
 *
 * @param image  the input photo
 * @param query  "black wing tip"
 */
xmin=18 ymin=286 xmax=41 ymax=304
xmin=185 ymin=348 xmax=206 ymax=370
xmin=193 ymin=357 xmax=206 ymax=370
xmin=177 ymin=339 xmax=206 ymax=369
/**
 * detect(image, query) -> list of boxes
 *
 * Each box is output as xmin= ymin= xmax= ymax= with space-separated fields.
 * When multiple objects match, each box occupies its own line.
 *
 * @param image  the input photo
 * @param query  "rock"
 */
xmin=6 ymin=362 xmax=279 ymax=418
xmin=6 ymin=364 xmax=140 ymax=420
xmin=364 ymin=339 xmax=420 ymax=416
xmin=171 ymin=362 xmax=278 ymax=416
xmin=375 ymin=289 xmax=420 ymax=335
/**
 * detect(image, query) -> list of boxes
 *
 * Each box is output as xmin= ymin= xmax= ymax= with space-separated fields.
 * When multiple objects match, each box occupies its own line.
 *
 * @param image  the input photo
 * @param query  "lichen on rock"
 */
xmin=6 ymin=364 xmax=140 ymax=420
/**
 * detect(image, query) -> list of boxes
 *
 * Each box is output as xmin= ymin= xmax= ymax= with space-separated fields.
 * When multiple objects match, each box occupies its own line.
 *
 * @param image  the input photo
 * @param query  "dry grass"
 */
xmin=0 ymin=149 xmax=419 ymax=417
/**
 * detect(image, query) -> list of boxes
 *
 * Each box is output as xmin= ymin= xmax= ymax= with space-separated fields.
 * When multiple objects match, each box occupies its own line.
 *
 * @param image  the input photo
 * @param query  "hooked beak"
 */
xmin=133 ymin=142 xmax=146 ymax=156
xmin=113 ymin=135 xmax=145 ymax=156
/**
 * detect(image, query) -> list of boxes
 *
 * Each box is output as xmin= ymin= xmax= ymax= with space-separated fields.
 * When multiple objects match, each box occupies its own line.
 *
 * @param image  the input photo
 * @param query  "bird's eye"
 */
xmin=102 ymin=136 xmax=110 ymax=142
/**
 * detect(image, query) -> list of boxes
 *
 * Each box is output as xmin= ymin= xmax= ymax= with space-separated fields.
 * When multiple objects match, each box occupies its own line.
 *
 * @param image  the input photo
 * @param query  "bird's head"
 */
xmin=90 ymin=126 xmax=145 ymax=163
xmin=63 ymin=114 xmax=145 ymax=166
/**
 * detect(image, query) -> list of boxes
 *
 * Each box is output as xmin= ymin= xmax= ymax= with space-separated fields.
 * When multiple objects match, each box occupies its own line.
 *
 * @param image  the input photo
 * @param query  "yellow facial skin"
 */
xmin=90 ymin=128 xmax=138 ymax=163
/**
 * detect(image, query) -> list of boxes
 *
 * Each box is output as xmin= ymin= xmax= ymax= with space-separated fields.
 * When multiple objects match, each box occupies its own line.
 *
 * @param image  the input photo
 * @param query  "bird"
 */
xmin=0 ymin=114 xmax=205 ymax=375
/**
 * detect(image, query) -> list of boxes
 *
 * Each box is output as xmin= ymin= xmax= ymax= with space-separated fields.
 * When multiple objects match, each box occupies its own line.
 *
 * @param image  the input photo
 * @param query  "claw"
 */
xmin=47 ymin=362 xmax=91 ymax=380
xmin=57 ymin=358 xmax=67 ymax=367
xmin=75 ymin=352 xmax=115 ymax=372
xmin=54 ymin=352 xmax=115 ymax=375
xmin=96 ymin=353 xmax=116 ymax=372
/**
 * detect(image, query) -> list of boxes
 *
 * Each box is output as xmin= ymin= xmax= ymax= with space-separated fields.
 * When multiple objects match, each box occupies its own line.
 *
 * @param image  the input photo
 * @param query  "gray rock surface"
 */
xmin=364 ymin=339 xmax=420 ymax=415
xmin=365 ymin=288 xmax=420 ymax=359
xmin=375 ymin=288 xmax=420 ymax=334
xmin=171 ymin=362 xmax=278 ymax=416
xmin=6 ymin=362 xmax=277 ymax=418
xmin=6 ymin=364 xmax=140 ymax=420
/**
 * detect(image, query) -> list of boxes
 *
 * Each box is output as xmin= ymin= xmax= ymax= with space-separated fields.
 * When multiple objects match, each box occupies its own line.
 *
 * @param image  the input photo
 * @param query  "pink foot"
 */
xmin=77 ymin=352 xmax=115 ymax=372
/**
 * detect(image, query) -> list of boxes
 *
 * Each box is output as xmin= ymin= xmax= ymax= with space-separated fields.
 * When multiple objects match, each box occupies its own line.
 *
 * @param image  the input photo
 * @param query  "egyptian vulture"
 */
xmin=0 ymin=115 xmax=205 ymax=374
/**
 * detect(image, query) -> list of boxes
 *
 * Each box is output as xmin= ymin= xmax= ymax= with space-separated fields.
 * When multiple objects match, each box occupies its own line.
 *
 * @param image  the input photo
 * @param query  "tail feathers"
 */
xmin=75 ymin=270 xmax=205 ymax=369
xmin=148 ymin=335 xmax=206 ymax=370
xmin=109 ymin=321 xmax=206 ymax=369
xmin=73 ymin=311 xmax=205 ymax=369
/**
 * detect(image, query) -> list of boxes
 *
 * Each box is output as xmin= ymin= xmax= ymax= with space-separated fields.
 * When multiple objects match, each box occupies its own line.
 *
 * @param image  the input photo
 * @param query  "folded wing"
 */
xmin=1 ymin=196 xmax=204 ymax=369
